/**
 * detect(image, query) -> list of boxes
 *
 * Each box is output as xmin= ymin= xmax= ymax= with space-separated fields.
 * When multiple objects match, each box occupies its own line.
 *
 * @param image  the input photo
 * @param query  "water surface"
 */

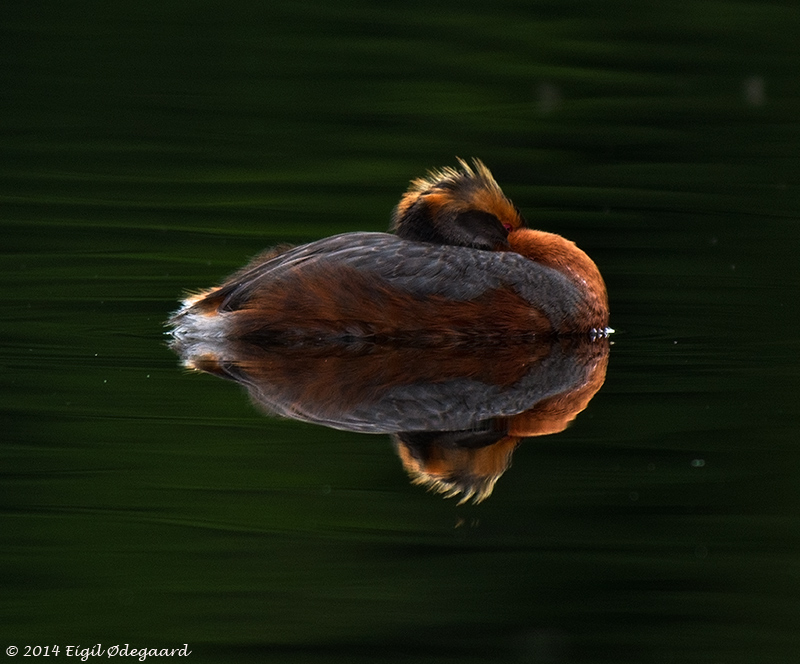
xmin=3 ymin=2 xmax=800 ymax=662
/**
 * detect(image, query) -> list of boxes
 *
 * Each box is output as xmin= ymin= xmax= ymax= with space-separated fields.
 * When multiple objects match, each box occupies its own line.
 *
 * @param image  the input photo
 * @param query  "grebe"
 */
xmin=169 ymin=159 xmax=610 ymax=343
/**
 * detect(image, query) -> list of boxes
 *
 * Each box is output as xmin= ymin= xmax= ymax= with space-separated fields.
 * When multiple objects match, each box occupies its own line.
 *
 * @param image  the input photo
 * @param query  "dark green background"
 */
xmin=3 ymin=1 xmax=799 ymax=662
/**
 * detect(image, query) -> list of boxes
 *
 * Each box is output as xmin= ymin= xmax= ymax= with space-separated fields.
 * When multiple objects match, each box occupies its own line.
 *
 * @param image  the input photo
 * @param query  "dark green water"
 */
xmin=3 ymin=2 xmax=800 ymax=662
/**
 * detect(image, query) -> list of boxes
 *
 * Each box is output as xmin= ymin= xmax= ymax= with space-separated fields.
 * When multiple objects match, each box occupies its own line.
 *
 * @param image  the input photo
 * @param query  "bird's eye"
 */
xmin=502 ymin=223 xmax=513 ymax=232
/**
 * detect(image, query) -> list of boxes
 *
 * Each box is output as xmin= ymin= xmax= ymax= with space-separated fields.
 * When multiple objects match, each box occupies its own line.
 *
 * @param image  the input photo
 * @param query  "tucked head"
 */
xmin=391 ymin=158 xmax=525 ymax=250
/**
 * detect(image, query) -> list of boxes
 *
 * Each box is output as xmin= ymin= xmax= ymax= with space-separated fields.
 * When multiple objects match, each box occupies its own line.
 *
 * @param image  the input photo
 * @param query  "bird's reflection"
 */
xmin=170 ymin=336 xmax=609 ymax=503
